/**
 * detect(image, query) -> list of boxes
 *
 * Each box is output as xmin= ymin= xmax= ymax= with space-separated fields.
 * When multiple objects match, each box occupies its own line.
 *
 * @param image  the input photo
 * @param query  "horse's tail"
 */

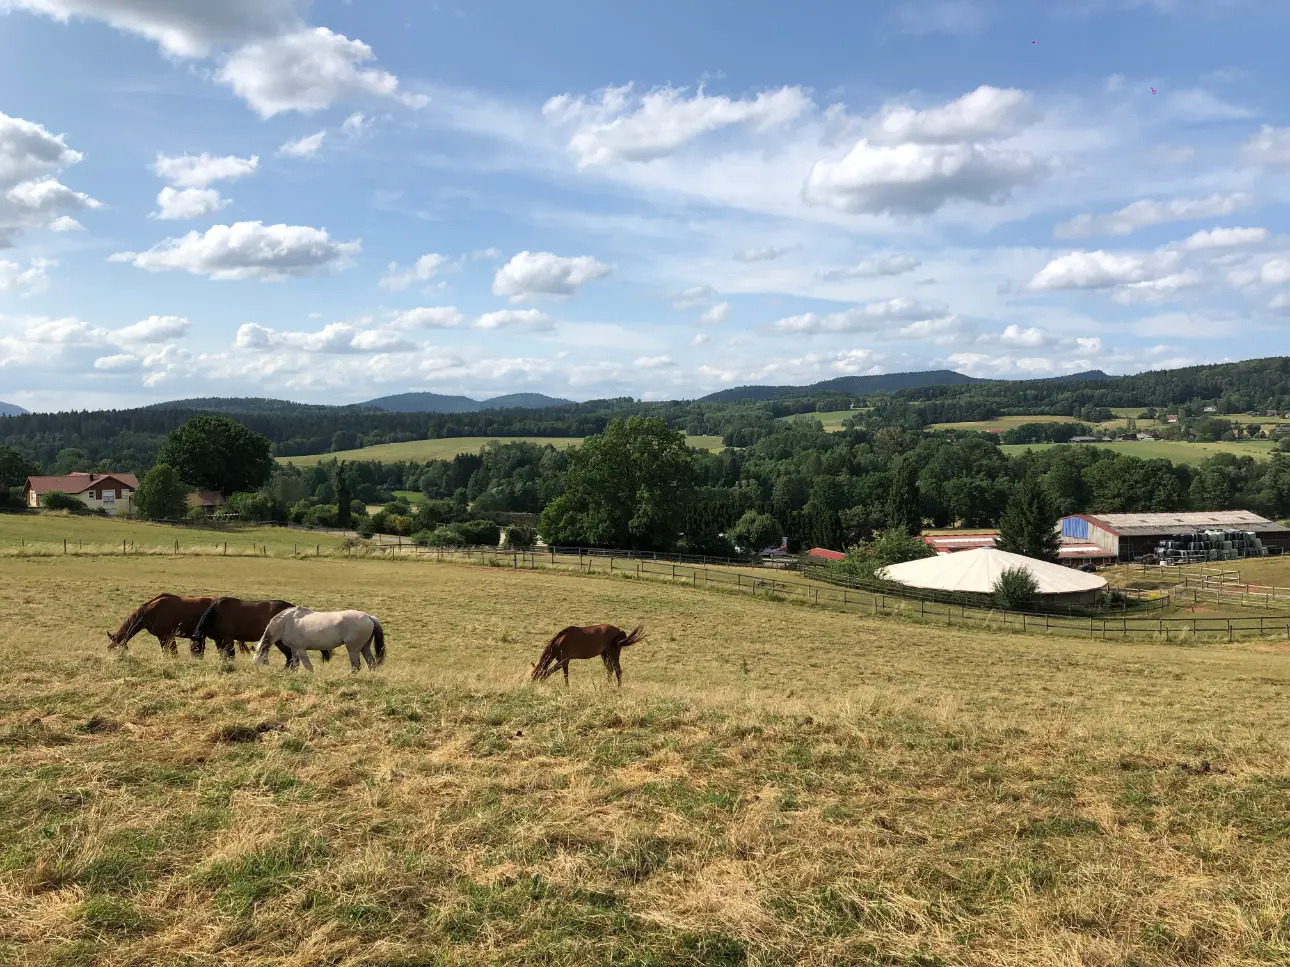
xmin=619 ymin=624 xmax=645 ymax=648
xmin=191 ymin=598 xmax=222 ymax=648
xmin=531 ymin=629 xmax=568 ymax=680
xmin=370 ymin=617 xmax=386 ymax=666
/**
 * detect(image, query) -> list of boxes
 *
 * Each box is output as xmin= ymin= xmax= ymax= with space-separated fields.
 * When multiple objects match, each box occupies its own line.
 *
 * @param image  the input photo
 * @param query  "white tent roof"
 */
xmin=876 ymin=547 xmax=1108 ymax=595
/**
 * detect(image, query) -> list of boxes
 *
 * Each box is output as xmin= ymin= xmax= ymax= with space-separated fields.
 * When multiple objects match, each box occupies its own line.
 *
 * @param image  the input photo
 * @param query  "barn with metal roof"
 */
xmin=1060 ymin=511 xmax=1290 ymax=561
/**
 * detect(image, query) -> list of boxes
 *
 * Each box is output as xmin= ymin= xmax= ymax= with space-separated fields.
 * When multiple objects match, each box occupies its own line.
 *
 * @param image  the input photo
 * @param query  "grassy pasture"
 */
xmin=278 ymin=435 xmax=727 ymax=467
xmin=1001 ymin=439 xmax=1278 ymax=465
xmin=3 ymin=553 xmax=1290 ymax=966
xmin=779 ymin=410 xmax=859 ymax=431
xmin=0 ymin=512 xmax=352 ymax=555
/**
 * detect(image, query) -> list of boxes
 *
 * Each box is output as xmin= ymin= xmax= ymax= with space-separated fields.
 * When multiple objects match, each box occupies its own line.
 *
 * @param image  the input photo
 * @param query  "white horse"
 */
xmin=255 ymin=606 xmax=385 ymax=672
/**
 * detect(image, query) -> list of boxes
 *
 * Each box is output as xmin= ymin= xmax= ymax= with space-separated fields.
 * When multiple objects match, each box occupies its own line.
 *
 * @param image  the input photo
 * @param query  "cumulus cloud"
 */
xmin=634 ymin=355 xmax=673 ymax=368
xmin=997 ymin=325 xmax=1054 ymax=348
xmin=474 ymin=309 xmax=554 ymax=331
xmin=699 ymin=302 xmax=730 ymax=326
xmin=1110 ymin=272 xmax=1204 ymax=304
xmin=110 ymin=221 xmax=360 ymax=280
xmin=389 ymin=306 xmax=464 ymax=330
xmin=1027 ymin=250 xmax=1180 ymax=290
xmin=111 ymin=314 xmax=190 ymax=344
xmin=217 ymin=27 xmax=427 ymax=118
xmin=379 ymin=253 xmax=449 ymax=292
xmin=152 ymin=152 xmax=259 ymax=188
xmin=278 ymin=131 xmax=326 ymax=158
xmin=771 ymin=297 xmax=943 ymax=333
xmin=1054 ymin=193 xmax=1252 ymax=238
xmin=492 ymin=251 xmax=613 ymax=302
xmin=0 ymin=257 xmax=55 ymax=293
xmin=0 ymin=111 xmax=97 ymax=245
xmin=803 ymin=140 xmax=1044 ymax=215
xmin=820 ymin=253 xmax=920 ymax=281
xmin=870 ymin=85 xmax=1032 ymax=144
xmin=1179 ymin=226 xmax=1269 ymax=250
xmin=733 ymin=246 xmax=791 ymax=263
xmin=672 ymin=284 xmax=717 ymax=309
xmin=236 ymin=320 xmax=417 ymax=354
xmin=1261 ymin=259 xmax=1290 ymax=285
xmin=93 ymin=353 xmax=141 ymax=371
xmin=544 ymin=83 xmax=811 ymax=167
xmin=153 ymin=187 xmax=227 ymax=220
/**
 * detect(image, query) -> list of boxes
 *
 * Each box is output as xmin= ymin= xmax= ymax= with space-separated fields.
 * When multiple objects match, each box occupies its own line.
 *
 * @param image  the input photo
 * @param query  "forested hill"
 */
xmin=362 ymin=391 xmax=574 ymax=413
xmin=0 ymin=401 xmax=28 ymax=417
xmin=142 ymin=397 xmax=364 ymax=415
xmin=700 ymin=369 xmax=983 ymax=402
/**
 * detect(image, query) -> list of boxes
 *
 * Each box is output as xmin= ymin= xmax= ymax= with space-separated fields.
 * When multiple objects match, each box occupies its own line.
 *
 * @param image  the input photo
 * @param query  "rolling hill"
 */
xmin=361 ymin=391 xmax=574 ymax=413
xmin=699 ymin=368 xmax=1112 ymax=403
xmin=0 ymin=400 xmax=29 ymax=416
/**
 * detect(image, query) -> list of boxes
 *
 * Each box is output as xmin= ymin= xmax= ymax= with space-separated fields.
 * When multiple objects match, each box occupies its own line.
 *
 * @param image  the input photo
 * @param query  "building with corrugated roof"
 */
xmin=1060 ymin=511 xmax=1290 ymax=561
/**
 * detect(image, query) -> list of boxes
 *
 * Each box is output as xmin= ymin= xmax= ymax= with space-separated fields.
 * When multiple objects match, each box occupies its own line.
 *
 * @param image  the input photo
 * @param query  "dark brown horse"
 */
xmin=531 ymin=624 xmax=644 ymax=687
xmin=108 ymin=594 xmax=215 ymax=653
xmin=190 ymin=597 xmax=328 ymax=666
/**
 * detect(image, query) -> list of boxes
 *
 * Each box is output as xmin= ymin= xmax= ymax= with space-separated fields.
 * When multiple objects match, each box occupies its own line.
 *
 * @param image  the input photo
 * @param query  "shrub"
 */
xmin=727 ymin=511 xmax=783 ymax=554
xmin=675 ymin=533 xmax=737 ymax=558
xmin=42 ymin=491 xmax=88 ymax=514
xmin=502 ymin=524 xmax=537 ymax=550
xmin=993 ymin=566 xmax=1040 ymax=611
xmin=356 ymin=518 xmax=376 ymax=539
xmin=225 ymin=490 xmax=282 ymax=522
xmin=832 ymin=528 xmax=936 ymax=581
xmin=452 ymin=518 xmax=501 ymax=547
xmin=425 ymin=527 xmax=464 ymax=547
xmin=302 ymin=504 xmax=339 ymax=528
xmin=185 ymin=506 xmax=210 ymax=524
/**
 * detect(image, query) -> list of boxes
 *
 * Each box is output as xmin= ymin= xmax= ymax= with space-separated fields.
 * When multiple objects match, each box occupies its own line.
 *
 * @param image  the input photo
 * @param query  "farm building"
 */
xmin=807 ymin=547 xmax=845 ymax=562
xmin=23 ymin=472 xmax=139 ymax=516
xmin=920 ymin=532 xmax=1117 ymax=566
xmin=877 ymin=547 xmax=1108 ymax=605
xmin=1060 ymin=511 xmax=1290 ymax=561
xmin=187 ymin=491 xmax=225 ymax=513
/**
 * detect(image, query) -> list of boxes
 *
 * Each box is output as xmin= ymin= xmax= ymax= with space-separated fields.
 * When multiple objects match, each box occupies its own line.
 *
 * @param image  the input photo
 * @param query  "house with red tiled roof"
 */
xmin=24 ymin=472 xmax=140 ymax=516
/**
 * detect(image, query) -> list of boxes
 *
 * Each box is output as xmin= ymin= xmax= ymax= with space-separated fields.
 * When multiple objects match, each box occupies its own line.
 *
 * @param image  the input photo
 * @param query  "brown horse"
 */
xmin=108 ymin=594 xmax=215 ymax=653
xmin=190 ymin=597 xmax=328 ymax=666
xmin=531 ymin=624 xmax=645 ymax=687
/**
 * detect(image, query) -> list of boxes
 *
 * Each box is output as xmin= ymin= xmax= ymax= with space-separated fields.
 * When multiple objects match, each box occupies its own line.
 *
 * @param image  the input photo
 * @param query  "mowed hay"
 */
xmin=1 ymin=556 xmax=1290 ymax=966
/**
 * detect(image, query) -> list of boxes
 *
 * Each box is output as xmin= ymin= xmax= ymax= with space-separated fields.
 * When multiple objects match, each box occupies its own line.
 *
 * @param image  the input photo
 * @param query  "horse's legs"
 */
xmin=161 ymin=632 xmax=178 ymax=655
xmin=613 ymin=653 xmax=622 ymax=688
xmin=562 ymin=660 xmax=570 ymax=686
xmin=346 ymin=643 xmax=362 ymax=673
xmin=296 ymin=649 xmax=314 ymax=672
xmin=237 ymin=641 xmax=251 ymax=655
xmin=360 ymin=642 xmax=376 ymax=669
xmin=602 ymin=653 xmax=614 ymax=683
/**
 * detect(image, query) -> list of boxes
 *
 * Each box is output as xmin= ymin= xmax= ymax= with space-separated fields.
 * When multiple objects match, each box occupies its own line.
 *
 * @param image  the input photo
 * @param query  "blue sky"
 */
xmin=0 ymin=0 xmax=1287 ymax=410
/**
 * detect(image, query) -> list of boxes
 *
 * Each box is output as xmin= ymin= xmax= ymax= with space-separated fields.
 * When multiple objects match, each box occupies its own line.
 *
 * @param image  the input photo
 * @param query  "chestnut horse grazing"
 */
xmin=531 ymin=624 xmax=645 ymax=687
xmin=190 ymin=597 xmax=327 ymax=666
xmin=108 ymin=594 xmax=215 ymax=653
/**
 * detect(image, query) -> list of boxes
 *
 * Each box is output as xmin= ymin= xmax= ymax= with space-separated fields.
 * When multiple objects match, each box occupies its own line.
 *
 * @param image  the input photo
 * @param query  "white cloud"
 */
xmin=1261 ymin=259 xmax=1290 ymax=285
xmin=0 ymin=112 xmax=96 ymax=245
xmin=1165 ymin=88 xmax=1254 ymax=122
xmin=216 ymin=27 xmax=427 ymax=118
xmin=1270 ymin=292 xmax=1290 ymax=313
xmin=93 ymin=353 xmax=141 ymax=371
xmin=672 ymin=284 xmax=717 ymax=309
xmin=1027 ymin=250 xmax=1179 ymax=290
xmin=341 ymin=112 xmax=370 ymax=135
xmin=1111 ymin=272 xmax=1204 ymax=304
xmin=0 ymin=257 xmax=54 ymax=293
xmin=379 ymin=253 xmax=449 ymax=292
xmin=235 ymin=320 xmax=417 ymax=354
xmin=474 ymin=309 xmax=554 ymax=331
xmin=1243 ymin=125 xmax=1290 ymax=166
xmin=634 ymin=355 xmax=673 ymax=368
xmin=492 ymin=251 xmax=613 ymax=302
xmin=1179 ymin=226 xmax=1269 ymax=250
xmin=699 ymin=301 xmax=730 ymax=326
xmin=153 ymin=187 xmax=227 ymax=220
xmin=110 ymin=315 xmax=190 ymax=344
xmin=278 ymin=131 xmax=326 ymax=158
xmin=998 ymin=325 xmax=1053 ymax=348
xmin=803 ymin=140 xmax=1044 ymax=215
xmin=870 ymin=86 xmax=1032 ymax=144
xmin=48 ymin=215 xmax=83 ymax=232
xmin=820 ymin=253 xmax=920 ymax=281
xmin=733 ymin=246 xmax=790 ymax=263
xmin=1055 ymin=192 xmax=1252 ymax=238
xmin=0 ymin=0 xmax=304 ymax=58
xmin=771 ymin=298 xmax=943 ymax=333
xmin=389 ymin=306 xmax=464 ymax=330
xmin=152 ymin=152 xmax=259 ymax=188
xmin=544 ymin=83 xmax=811 ymax=167
xmin=110 ymin=221 xmax=360 ymax=281
xmin=692 ymin=333 xmax=711 ymax=346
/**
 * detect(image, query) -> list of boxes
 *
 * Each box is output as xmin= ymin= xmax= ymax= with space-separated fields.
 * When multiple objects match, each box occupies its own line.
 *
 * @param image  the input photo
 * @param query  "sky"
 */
xmin=1 ymin=0 xmax=1288 ymax=411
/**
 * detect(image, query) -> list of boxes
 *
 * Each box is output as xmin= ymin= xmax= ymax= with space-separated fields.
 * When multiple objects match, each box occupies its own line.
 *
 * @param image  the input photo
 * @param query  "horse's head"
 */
xmin=254 ymin=637 xmax=274 ymax=665
xmin=106 ymin=631 xmax=122 ymax=650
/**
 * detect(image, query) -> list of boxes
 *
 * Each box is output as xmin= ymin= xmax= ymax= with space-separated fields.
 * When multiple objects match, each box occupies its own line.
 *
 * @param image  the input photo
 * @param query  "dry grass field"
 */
xmin=0 ymin=513 xmax=352 ymax=556
xmin=3 ymin=554 xmax=1290 ymax=966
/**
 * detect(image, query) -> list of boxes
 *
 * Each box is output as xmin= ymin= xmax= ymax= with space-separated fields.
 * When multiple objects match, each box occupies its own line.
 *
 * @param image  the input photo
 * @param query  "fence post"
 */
xmin=317 ymin=544 xmax=320 ymax=556
xmin=224 ymin=542 xmax=227 ymax=555
xmin=174 ymin=539 xmax=179 ymax=555
xmin=1228 ymin=620 xmax=1233 ymax=643
xmin=123 ymin=539 xmax=127 ymax=555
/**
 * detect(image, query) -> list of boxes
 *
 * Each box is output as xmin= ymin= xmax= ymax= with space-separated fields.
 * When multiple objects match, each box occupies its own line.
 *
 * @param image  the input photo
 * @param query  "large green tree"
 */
xmin=997 ymin=475 xmax=1062 ymax=562
xmin=0 ymin=443 xmax=35 ymax=495
xmin=132 ymin=464 xmax=189 ymax=520
xmin=885 ymin=457 xmax=923 ymax=535
xmin=538 ymin=416 xmax=697 ymax=550
xmin=727 ymin=511 xmax=783 ymax=554
xmin=156 ymin=415 xmax=273 ymax=495
xmin=335 ymin=462 xmax=353 ymax=529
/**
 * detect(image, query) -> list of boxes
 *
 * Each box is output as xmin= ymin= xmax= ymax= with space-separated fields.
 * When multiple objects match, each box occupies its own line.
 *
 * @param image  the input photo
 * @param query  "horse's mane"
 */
xmin=113 ymin=593 xmax=174 ymax=641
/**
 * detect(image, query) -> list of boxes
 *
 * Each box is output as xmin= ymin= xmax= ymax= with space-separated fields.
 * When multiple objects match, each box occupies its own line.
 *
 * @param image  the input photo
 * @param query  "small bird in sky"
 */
xmin=1032 ymin=40 xmax=1038 ymax=44
xmin=1150 ymin=87 xmax=1157 ymax=94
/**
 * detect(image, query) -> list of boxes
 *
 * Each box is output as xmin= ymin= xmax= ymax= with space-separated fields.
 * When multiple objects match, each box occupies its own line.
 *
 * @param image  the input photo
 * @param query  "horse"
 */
xmin=531 ymin=624 xmax=644 ymax=687
xmin=108 ymin=594 xmax=216 ymax=654
xmin=254 ymin=606 xmax=385 ymax=673
xmin=191 ymin=596 xmax=330 ymax=668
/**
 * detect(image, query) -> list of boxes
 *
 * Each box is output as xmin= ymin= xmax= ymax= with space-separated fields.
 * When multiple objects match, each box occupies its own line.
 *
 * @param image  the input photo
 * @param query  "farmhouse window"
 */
xmin=88 ymin=490 xmax=96 ymax=500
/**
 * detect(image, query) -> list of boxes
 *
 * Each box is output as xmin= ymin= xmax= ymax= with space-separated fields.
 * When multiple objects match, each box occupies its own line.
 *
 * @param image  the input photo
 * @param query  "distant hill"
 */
xmin=143 ymin=397 xmax=353 ymax=415
xmin=700 ymin=369 xmax=984 ymax=403
xmin=362 ymin=391 xmax=574 ymax=413
xmin=0 ymin=400 xmax=29 ymax=416
xmin=699 ymin=368 xmax=1113 ymax=403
